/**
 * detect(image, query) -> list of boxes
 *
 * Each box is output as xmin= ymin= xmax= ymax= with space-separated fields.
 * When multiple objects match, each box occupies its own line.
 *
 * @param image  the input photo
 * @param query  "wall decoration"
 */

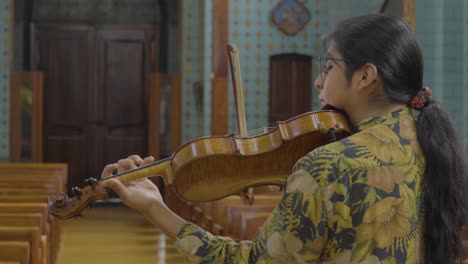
xmin=272 ymin=0 xmax=311 ymax=36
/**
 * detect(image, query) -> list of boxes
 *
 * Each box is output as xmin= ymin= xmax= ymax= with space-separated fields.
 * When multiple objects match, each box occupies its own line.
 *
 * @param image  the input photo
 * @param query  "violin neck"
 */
xmin=103 ymin=157 xmax=172 ymax=184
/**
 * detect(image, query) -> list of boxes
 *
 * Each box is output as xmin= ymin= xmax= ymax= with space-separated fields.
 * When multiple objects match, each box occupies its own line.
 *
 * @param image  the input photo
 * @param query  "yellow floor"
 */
xmin=57 ymin=206 xmax=187 ymax=264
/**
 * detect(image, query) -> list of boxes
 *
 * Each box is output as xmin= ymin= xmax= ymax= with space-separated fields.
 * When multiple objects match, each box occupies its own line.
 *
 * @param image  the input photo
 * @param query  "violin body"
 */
xmin=172 ymin=109 xmax=350 ymax=202
xmin=49 ymin=108 xmax=351 ymax=219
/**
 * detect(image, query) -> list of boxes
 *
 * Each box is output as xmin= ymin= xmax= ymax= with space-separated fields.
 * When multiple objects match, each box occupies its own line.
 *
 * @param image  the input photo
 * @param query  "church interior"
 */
xmin=0 ymin=0 xmax=466 ymax=263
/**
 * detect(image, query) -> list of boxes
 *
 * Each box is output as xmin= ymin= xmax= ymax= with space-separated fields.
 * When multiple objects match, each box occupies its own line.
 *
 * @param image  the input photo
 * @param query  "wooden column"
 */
xmin=402 ymin=0 xmax=416 ymax=31
xmin=211 ymin=0 xmax=229 ymax=135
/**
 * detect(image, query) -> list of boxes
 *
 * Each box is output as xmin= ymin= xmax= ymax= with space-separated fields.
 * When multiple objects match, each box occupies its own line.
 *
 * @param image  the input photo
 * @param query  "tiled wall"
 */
xmin=0 ymin=0 xmax=13 ymax=160
xmin=180 ymin=0 xmax=208 ymax=142
xmin=226 ymin=0 xmax=322 ymax=133
xmin=415 ymin=0 xmax=467 ymax=152
xmin=464 ymin=1 xmax=468 ymax=154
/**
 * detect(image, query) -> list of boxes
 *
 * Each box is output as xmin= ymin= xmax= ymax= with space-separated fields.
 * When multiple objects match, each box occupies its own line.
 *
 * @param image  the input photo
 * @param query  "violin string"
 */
xmin=247 ymin=127 xmax=274 ymax=136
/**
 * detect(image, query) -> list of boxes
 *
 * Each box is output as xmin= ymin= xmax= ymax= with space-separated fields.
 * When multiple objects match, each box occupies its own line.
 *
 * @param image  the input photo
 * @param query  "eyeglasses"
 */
xmin=318 ymin=57 xmax=348 ymax=79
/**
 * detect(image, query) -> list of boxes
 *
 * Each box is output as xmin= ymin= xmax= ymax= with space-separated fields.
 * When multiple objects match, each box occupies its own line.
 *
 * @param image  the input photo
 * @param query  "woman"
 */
xmin=101 ymin=15 xmax=465 ymax=263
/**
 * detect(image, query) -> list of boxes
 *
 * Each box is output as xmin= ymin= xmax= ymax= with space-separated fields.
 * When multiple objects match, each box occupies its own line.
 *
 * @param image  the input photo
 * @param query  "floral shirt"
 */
xmin=175 ymin=107 xmax=425 ymax=264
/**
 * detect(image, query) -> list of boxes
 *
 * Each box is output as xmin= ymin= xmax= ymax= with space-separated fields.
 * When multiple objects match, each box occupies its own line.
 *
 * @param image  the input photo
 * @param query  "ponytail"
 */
xmin=416 ymin=101 xmax=466 ymax=264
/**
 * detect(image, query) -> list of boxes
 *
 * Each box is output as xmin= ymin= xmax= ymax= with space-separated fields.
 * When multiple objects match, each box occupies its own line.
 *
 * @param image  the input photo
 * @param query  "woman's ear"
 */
xmin=356 ymin=63 xmax=379 ymax=91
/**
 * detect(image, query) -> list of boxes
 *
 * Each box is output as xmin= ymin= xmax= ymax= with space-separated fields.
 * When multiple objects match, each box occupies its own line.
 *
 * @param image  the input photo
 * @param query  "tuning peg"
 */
xmin=72 ymin=187 xmax=83 ymax=200
xmin=85 ymin=177 xmax=98 ymax=189
xmin=54 ymin=197 xmax=65 ymax=207
xmin=74 ymin=213 xmax=83 ymax=219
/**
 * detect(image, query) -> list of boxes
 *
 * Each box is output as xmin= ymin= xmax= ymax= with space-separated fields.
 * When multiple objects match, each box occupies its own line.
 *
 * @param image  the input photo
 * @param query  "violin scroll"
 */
xmin=49 ymin=179 xmax=109 ymax=219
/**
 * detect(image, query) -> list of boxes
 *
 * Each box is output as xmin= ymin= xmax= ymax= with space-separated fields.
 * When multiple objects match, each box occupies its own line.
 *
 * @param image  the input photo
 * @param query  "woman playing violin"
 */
xmin=101 ymin=15 xmax=465 ymax=263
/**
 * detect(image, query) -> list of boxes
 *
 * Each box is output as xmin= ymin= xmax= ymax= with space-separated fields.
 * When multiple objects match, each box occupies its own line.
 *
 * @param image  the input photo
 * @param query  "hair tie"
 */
xmin=411 ymin=87 xmax=432 ymax=110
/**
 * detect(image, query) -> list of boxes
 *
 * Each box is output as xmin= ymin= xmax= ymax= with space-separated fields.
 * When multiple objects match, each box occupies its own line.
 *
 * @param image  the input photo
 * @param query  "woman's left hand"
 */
xmin=100 ymin=155 xmax=166 ymax=214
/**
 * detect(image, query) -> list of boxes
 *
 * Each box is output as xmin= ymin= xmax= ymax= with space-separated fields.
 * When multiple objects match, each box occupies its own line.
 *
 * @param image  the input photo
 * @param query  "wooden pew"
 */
xmin=210 ymin=194 xmax=282 ymax=229
xmin=0 ymin=163 xmax=68 ymax=264
xmin=239 ymin=211 xmax=271 ymax=240
xmin=0 ymin=213 xmax=48 ymax=264
xmin=0 ymin=204 xmax=50 ymax=264
xmin=0 ymin=163 xmax=67 ymax=192
xmin=225 ymin=205 xmax=275 ymax=240
xmin=0 ymin=227 xmax=41 ymax=264
xmin=0 ymin=241 xmax=30 ymax=264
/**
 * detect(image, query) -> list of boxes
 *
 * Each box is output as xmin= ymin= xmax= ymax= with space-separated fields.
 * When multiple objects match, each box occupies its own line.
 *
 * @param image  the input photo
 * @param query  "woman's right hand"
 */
xmin=100 ymin=155 xmax=166 ymax=214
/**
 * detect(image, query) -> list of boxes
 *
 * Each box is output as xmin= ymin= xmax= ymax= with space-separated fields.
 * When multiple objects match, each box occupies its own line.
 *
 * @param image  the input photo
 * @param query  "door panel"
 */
xmin=96 ymin=28 xmax=155 ymax=172
xmin=34 ymin=25 xmax=94 ymax=190
xmin=268 ymin=54 xmax=312 ymax=125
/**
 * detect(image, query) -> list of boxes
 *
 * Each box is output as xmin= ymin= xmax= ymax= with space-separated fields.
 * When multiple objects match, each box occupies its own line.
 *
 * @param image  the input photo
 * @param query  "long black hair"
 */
xmin=323 ymin=15 xmax=465 ymax=263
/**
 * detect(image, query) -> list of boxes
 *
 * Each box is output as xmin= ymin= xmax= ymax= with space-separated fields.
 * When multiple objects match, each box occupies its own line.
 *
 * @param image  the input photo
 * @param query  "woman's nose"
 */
xmin=314 ymin=75 xmax=323 ymax=90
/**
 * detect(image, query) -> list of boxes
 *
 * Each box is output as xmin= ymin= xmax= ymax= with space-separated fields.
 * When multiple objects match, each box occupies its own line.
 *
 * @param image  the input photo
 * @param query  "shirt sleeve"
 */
xmin=174 ymin=146 xmax=339 ymax=264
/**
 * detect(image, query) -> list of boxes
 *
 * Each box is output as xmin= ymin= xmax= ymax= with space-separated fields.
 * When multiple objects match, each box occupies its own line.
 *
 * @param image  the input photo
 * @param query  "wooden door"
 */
xmin=32 ymin=24 xmax=158 ymax=193
xmin=95 ymin=26 xmax=157 ymax=178
xmin=268 ymin=54 xmax=312 ymax=125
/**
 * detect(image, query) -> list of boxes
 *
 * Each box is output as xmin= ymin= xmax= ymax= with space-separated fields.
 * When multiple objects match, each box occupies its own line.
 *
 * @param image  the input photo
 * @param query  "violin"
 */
xmin=48 ymin=108 xmax=351 ymax=219
xmin=48 ymin=44 xmax=352 ymax=219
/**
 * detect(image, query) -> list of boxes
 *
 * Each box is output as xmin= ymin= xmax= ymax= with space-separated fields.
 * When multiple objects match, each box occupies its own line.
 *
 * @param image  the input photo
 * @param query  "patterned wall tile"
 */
xmin=464 ymin=0 xmax=468 ymax=154
xmin=227 ymin=0 xmax=318 ymax=133
xmin=0 ymin=0 xmax=13 ymax=160
xmin=180 ymin=0 xmax=206 ymax=143
xmin=416 ymin=0 xmax=466 ymax=152
xmin=202 ymin=0 xmax=213 ymax=136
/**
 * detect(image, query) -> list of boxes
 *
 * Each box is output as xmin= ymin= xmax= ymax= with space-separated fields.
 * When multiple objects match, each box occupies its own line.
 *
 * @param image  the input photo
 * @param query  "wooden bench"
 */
xmin=225 ymin=205 xmax=276 ymax=240
xmin=210 ymin=194 xmax=282 ymax=228
xmin=0 ymin=163 xmax=67 ymax=193
xmin=0 ymin=163 xmax=68 ymax=264
xmin=0 ymin=227 xmax=41 ymax=264
xmin=0 ymin=213 xmax=48 ymax=264
xmin=0 ymin=241 xmax=30 ymax=264
xmin=239 ymin=211 xmax=271 ymax=240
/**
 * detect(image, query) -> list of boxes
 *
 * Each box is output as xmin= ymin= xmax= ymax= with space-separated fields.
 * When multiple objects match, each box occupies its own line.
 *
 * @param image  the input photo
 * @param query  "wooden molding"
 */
xmin=9 ymin=73 xmax=21 ymax=161
xmin=212 ymin=0 xmax=229 ymax=76
xmin=211 ymin=0 xmax=229 ymax=135
xmin=211 ymin=77 xmax=229 ymax=135
xmin=31 ymin=73 xmax=43 ymax=162
xmin=169 ymin=74 xmax=181 ymax=152
xmin=148 ymin=73 xmax=162 ymax=159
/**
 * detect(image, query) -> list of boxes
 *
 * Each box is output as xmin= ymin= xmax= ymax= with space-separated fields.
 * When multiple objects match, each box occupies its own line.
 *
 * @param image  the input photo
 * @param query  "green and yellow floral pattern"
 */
xmin=175 ymin=107 xmax=425 ymax=263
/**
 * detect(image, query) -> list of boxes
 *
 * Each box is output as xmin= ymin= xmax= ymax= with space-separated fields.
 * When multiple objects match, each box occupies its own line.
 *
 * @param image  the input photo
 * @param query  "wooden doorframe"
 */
xmin=9 ymin=72 xmax=44 ymax=162
xmin=149 ymin=73 xmax=182 ymax=158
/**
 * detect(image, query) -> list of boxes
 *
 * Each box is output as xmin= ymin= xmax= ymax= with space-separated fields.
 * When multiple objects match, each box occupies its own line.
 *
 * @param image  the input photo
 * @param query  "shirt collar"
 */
xmin=355 ymin=107 xmax=410 ymax=132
